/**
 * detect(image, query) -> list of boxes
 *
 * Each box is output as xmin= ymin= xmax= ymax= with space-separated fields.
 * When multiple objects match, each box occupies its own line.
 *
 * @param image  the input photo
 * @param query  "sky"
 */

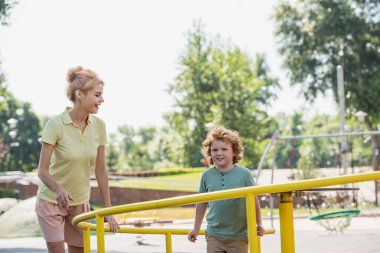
xmin=0 ymin=0 xmax=336 ymax=134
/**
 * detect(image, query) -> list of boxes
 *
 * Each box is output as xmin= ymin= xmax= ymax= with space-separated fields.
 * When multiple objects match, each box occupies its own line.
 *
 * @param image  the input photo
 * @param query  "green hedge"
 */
xmin=0 ymin=188 xmax=19 ymax=198
xmin=156 ymin=167 xmax=205 ymax=176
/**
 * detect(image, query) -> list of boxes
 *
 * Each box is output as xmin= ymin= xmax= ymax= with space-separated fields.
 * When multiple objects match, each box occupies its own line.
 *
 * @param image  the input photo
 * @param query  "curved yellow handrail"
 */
xmin=78 ymin=223 xmax=276 ymax=235
xmin=73 ymin=171 xmax=380 ymax=253
xmin=74 ymin=171 xmax=380 ymax=222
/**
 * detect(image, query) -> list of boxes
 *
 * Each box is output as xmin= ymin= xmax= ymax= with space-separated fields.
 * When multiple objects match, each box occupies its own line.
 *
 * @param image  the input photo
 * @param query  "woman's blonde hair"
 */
xmin=66 ymin=66 xmax=104 ymax=102
xmin=202 ymin=127 xmax=244 ymax=165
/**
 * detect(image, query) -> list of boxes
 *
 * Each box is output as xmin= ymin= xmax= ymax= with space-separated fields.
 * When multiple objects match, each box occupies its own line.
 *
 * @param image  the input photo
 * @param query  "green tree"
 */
xmin=0 ymin=92 xmax=41 ymax=172
xmin=0 ymin=0 xmax=40 ymax=172
xmin=0 ymin=1 xmax=11 ymax=168
xmin=274 ymin=113 xmax=371 ymax=170
xmin=299 ymin=115 xmax=340 ymax=169
xmin=344 ymin=113 xmax=372 ymax=167
xmin=106 ymin=133 xmax=120 ymax=172
xmin=166 ymin=21 xmax=278 ymax=168
xmin=0 ymin=0 xmax=16 ymax=25
xmin=274 ymin=0 xmax=380 ymax=202
xmin=275 ymin=112 xmax=303 ymax=169
xmin=294 ymin=156 xmax=320 ymax=180
xmin=117 ymin=125 xmax=159 ymax=171
xmin=0 ymin=137 xmax=9 ymax=163
xmin=147 ymin=127 xmax=180 ymax=169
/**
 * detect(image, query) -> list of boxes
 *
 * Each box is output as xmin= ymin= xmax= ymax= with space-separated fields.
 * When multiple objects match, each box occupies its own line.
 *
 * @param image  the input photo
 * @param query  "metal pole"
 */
xmin=165 ymin=233 xmax=172 ymax=253
xmin=83 ymin=226 xmax=91 ymax=253
xmin=256 ymin=131 xmax=279 ymax=185
xmin=279 ymin=192 xmax=295 ymax=253
xmin=246 ymin=193 xmax=259 ymax=253
xmin=337 ymin=65 xmax=348 ymax=176
xmin=336 ymin=65 xmax=348 ymax=175
xmin=96 ymin=215 xmax=105 ymax=253
xmin=270 ymin=138 xmax=279 ymax=228
xmin=278 ymin=131 xmax=380 ymax=140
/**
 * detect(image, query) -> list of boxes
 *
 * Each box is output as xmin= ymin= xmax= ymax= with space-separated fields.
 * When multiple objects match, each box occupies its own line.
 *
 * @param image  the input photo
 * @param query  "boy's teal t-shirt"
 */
xmin=199 ymin=165 xmax=255 ymax=238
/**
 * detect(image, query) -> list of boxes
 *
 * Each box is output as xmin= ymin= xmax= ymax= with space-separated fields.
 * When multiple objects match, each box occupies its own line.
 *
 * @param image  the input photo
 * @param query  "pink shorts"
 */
xmin=35 ymin=198 xmax=90 ymax=247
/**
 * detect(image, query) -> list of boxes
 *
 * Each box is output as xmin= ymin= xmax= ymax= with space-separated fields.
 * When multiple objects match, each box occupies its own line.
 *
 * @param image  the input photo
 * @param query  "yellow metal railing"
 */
xmin=73 ymin=171 xmax=380 ymax=253
xmin=79 ymin=224 xmax=275 ymax=253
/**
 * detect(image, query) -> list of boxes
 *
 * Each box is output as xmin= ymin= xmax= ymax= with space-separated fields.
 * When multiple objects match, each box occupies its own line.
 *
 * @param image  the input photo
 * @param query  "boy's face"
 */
xmin=210 ymin=139 xmax=234 ymax=170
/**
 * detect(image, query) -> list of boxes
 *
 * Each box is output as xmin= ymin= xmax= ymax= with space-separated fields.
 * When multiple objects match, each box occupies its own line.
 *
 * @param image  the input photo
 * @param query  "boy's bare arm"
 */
xmin=255 ymin=196 xmax=262 ymax=225
xmin=188 ymin=202 xmax=207 ymax=242
xmin=255 ymin=196 xmax=265 ymax=236
xmin=193 ymin=202 xmax=207 ymax=230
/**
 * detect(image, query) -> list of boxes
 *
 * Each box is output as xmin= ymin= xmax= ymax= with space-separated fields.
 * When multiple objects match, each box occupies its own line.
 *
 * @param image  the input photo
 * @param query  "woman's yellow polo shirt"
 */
xmin=37 ymin=109 xmax=107 ymax=206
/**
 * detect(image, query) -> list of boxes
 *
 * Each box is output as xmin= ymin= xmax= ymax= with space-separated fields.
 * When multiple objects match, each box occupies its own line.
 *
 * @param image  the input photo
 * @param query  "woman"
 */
xmin=35 ymin=66 xmax=119 ymax=253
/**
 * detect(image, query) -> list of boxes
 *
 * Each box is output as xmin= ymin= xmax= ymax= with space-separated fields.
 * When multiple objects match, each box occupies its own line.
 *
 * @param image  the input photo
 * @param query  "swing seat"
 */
xmin=309 ymin=208 xmax=360 ymax=221
xmin=309 ymin=208 xmax=360 ymax=233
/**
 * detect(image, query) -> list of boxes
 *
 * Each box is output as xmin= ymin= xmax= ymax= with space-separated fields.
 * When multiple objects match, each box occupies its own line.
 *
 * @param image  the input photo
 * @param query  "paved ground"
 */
xmin=1 ymin=215 xmax=380 ymax=253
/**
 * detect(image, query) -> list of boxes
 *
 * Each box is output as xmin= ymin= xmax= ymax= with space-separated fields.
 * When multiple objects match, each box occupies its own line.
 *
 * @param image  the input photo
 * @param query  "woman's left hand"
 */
xmin=105 ymin=215 xmax=120 ymax=233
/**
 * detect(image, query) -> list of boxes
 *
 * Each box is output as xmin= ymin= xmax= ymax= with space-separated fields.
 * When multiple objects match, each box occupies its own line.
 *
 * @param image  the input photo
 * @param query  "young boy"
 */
xmin=188 ymin=127 xmax=265 ymax=253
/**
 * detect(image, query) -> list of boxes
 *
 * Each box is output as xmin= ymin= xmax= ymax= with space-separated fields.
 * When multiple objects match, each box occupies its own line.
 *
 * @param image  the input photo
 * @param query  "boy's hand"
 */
xmin=187 ymin=228 xmax=199 ymax=243
xmin=257 ymin=224 xmax=265 ymax=236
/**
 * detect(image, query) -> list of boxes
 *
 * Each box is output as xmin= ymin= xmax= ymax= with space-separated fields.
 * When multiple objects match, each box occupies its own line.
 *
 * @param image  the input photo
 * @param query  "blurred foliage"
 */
xmin=115 ymin=125 xmax=178 ymax=171
xmin=275 ymin=112 xmax=303 ymax=169
xmin=0 ymin=86 xmax=41 ymax=172
xmin=274 ymin=0 xmax=380 ymax=112
xmin=106 ymin=133 xmax=119 ymax=172
xmin=272 ymin=112 xmax=373 ymax=170
xmin=165 ymin=21 xmax=278 ymax=168
xmin=0 ymin=187 xmax=19 ymax=198
xmin=274 ymin=0 xmax=380 ymax=171
xmin=2 ymin=4 xmax=377 ymax=174
xmin=299 ymin=115 xmax=341 ymax=169
xmin=155 ymin=167 xmax=205 ymax=176
xmin=0 ymin=0 xmax=16 ymax=25
xmin=293 ymin=155 xmax=320 ymax=180
xmin=0 ymin=1 xmax=41 ymax=172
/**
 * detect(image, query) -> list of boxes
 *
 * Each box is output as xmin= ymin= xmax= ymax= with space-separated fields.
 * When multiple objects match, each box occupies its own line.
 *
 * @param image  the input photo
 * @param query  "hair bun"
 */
xmin=66 ymin=66 xmax=84 ymax=82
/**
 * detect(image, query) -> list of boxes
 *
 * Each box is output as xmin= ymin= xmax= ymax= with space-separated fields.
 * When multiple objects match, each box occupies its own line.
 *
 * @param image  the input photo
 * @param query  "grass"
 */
xmin=114 ymin=207 xmax=197 ymax=222
xmin=97 ymin=171 xmax=205 ymax=192
xmin=262 ymin=207 xmax=335 ymax=216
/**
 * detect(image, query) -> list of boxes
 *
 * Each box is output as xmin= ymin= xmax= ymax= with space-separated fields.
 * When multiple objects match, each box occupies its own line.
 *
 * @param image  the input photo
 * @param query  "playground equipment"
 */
xmin=255 ymin=129 xmax=380 ymax=228
xmin=309 ymin=208 xmax=360 ymax=233
xmin=73 ymin=171 xmax=380 ymax=253
xmin=255 ymin=65 xmax=380 ymax=223
xmin=301 ymin=187 xmax=361 ymax=233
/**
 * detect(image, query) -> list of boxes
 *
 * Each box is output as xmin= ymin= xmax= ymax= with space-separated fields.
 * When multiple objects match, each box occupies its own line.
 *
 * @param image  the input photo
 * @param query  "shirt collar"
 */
xmin=62 ymin=107 xmax=93 ymax=125
xmin=213 ymin=165 xmax=236 ymax=174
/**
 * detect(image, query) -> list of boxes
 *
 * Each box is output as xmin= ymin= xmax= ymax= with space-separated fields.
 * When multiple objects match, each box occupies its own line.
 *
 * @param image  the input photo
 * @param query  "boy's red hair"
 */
xmin=202 ymin=127 xmax=244 ymax=165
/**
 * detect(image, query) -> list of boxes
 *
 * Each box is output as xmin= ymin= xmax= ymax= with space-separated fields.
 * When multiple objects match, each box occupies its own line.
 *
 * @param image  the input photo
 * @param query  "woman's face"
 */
xmin=80 ymin=83 xmax=104 ymax=114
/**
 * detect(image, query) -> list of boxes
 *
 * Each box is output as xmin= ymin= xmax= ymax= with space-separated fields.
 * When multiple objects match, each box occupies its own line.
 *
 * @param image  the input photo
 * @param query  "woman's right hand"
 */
xmin=55 ymin=186 xmax=73 ymax=208
xmin=39 ymin=143 xmax=73 ymax=208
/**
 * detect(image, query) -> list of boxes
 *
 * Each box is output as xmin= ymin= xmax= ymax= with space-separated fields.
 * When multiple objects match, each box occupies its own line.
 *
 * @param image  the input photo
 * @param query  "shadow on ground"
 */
xmin=0 ymin=250 xmax=194 ymax=253
xmin=0 ymin=249 xmax=47 ymax=253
